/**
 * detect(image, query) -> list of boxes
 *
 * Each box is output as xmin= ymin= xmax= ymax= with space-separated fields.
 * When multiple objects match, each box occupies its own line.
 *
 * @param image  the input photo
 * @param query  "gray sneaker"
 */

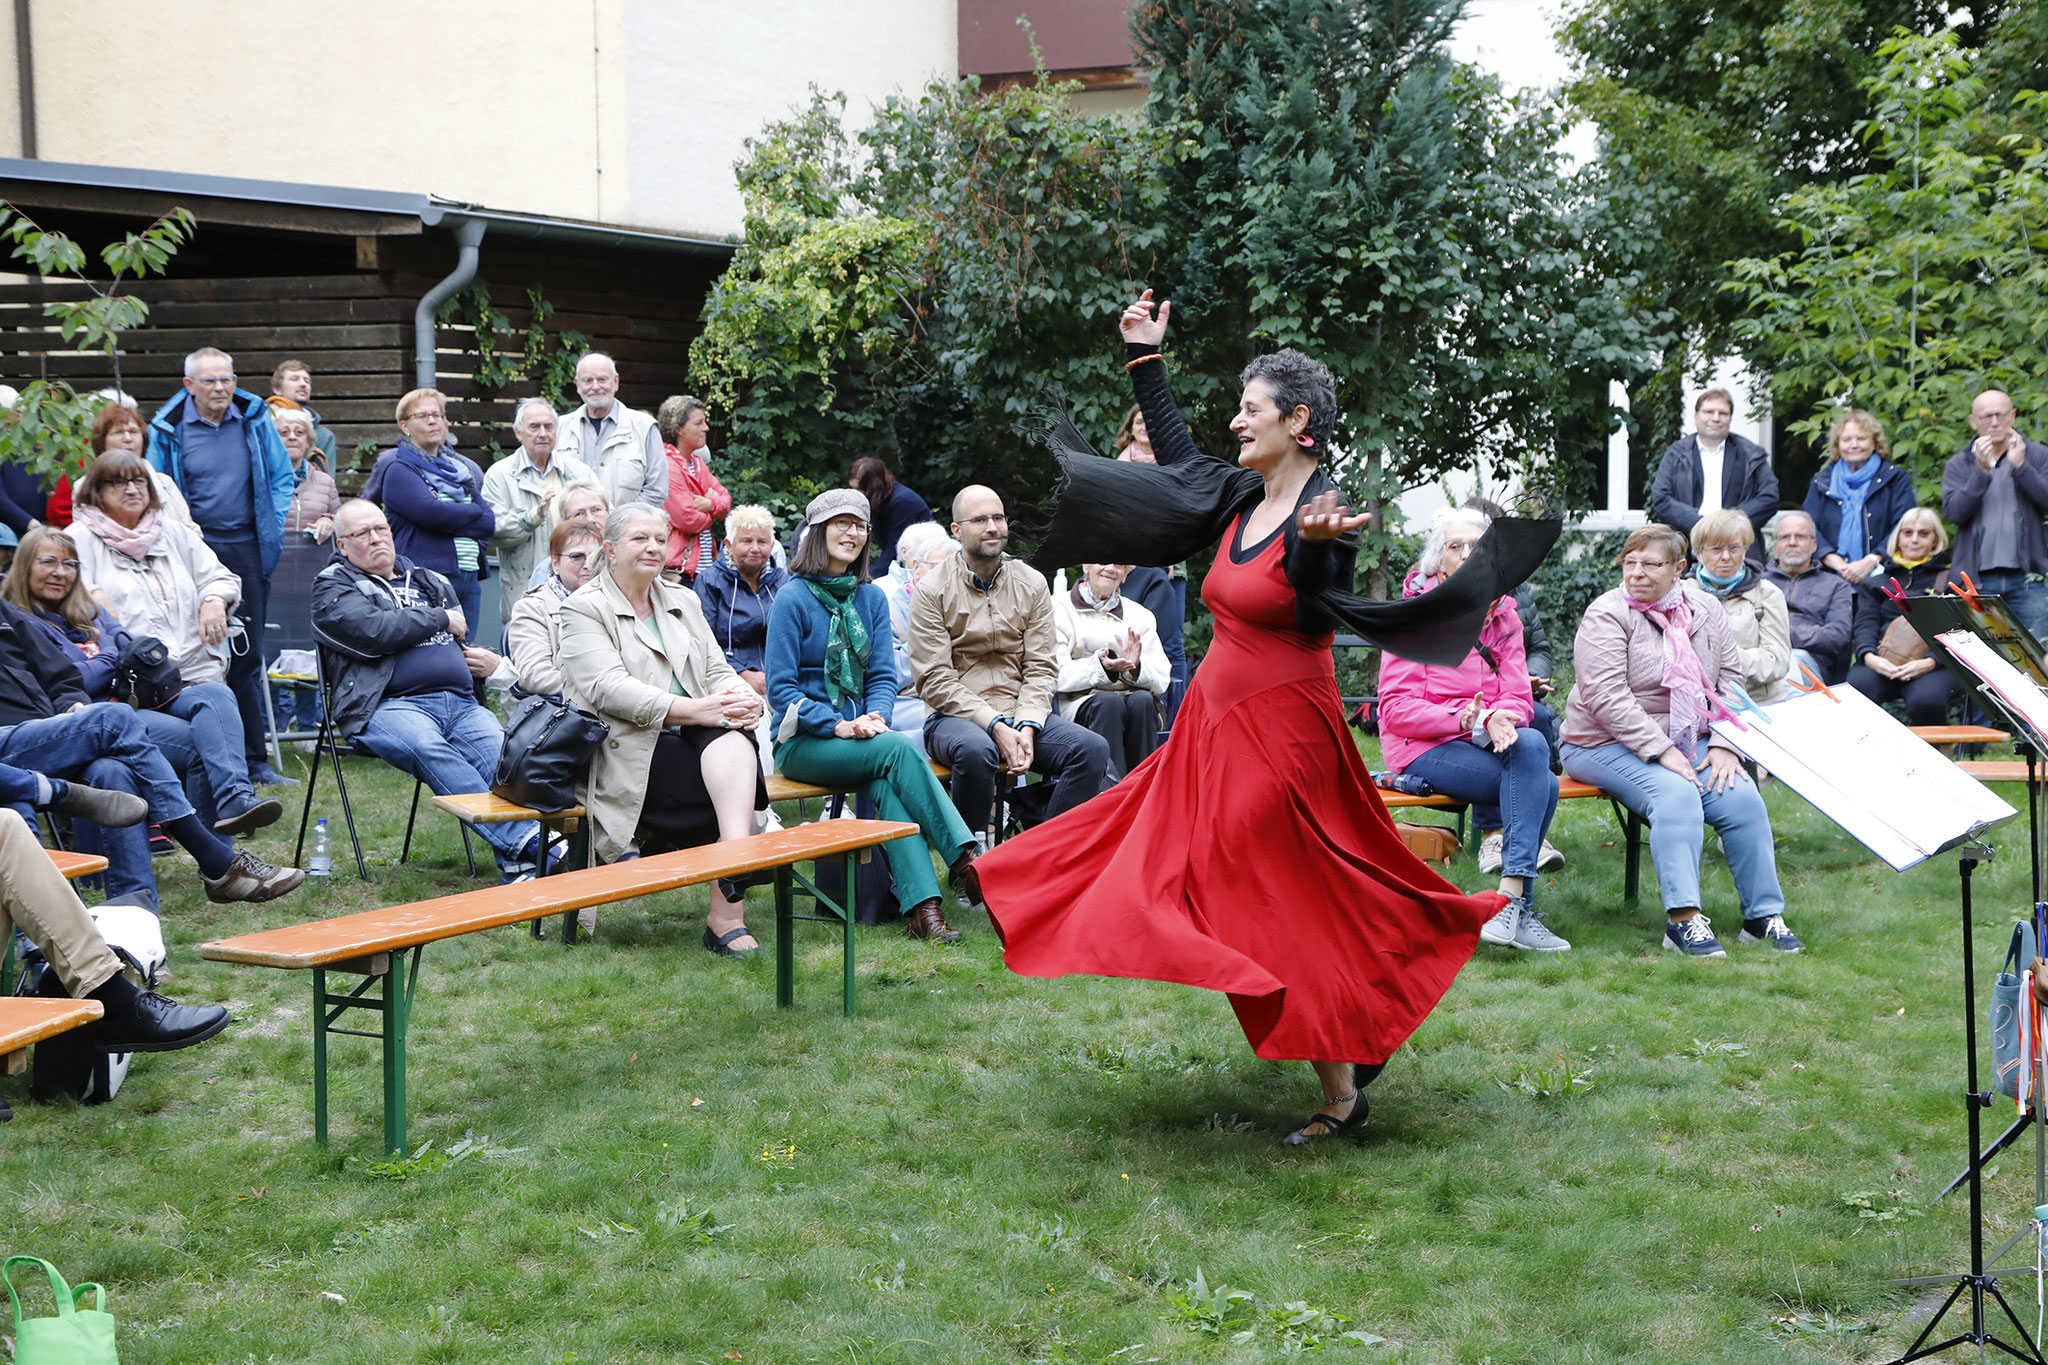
xmin=1513 ymin=905 xmax=1571 ymax=951
xmin=1479 ymin=896 xmax=1521 ymax=946
xmin=1476 ymin=830 xmax=1504 ymax=874
xmin=1535 ymin=839 xmax=1566 ymax=872
xmin=203 ymin=851 xmax=307 ymax=905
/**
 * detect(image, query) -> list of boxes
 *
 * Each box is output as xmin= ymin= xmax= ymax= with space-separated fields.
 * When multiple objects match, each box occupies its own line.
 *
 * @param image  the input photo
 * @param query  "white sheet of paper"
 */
xmin=1708 ymin=684 xmax=2015 ymax=870
xmin=1936 ymin=629 xmax=2048 ymax=739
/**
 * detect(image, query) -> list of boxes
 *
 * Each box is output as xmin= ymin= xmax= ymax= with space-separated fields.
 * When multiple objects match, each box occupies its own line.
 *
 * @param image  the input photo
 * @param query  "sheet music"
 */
xmin=1935 ymin=630 xmax=2048 ymax=738
xmin=1708 ymin=685 xmax=2015 ymax=871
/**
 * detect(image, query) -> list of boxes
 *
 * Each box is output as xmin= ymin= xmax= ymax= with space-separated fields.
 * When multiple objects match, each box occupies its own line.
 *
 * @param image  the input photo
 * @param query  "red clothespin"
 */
xmin=1881 ymin=576 xmax=1908 ymax=606
xmin=1788 ymin=662 xmax=1838 ymax=700
xmin=1954 ymin=570 xmax=1983 ymax=608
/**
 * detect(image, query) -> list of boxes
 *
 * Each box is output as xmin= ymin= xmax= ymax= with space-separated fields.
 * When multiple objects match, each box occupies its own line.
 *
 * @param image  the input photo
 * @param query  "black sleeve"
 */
xmin=1516 ymin=584 xmax=1554 ymax=677
xmin=9 ymin=606 xmax=89 ymax=711
xmin=0 ymin=466 xmax=42 ymax=537
xmin=1284 ymin=525 xmax=1361 ymax=636
xmin=1125 ymin=343 xmax=1205 ymax=467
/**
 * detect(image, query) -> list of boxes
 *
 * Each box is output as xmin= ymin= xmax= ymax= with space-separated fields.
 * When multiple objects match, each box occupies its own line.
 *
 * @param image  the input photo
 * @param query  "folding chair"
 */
xmin=291 ymin=649 xmax=475 ymax=880
xmin=261 ymin=542 xmax=334 ymax=769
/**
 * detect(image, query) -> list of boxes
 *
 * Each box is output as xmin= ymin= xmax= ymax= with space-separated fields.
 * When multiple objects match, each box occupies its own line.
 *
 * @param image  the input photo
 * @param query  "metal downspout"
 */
xmin=13 ymin=0 xmax=35 ymax=158
xmin=413 ymin=217 xmax=486 ymax=390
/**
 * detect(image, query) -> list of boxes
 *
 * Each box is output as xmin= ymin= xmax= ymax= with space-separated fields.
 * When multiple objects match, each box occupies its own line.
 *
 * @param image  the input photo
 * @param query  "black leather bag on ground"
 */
xmin=491 ymin=693 xmax=608 ymax=814
xmin=112 ymin=634 xmax=183 ymax=710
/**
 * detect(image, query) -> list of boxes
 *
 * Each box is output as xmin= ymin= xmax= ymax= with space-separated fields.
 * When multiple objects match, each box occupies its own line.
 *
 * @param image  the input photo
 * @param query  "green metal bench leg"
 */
xmin=775 ymin=865 xmax=795 ymax=1008
xmin=312 ymin=969 xmax=328 ymax=1146
xmin=382 ymin=950 xmax=419 ymax=1155
xmin=1611 ymin=799 xmax=1643 ymax=904
xmin=841 ymin=850 xmax=856 ymax=1019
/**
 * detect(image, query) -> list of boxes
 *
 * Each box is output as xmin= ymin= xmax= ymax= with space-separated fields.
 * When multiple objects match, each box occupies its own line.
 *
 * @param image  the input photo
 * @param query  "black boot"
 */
xmin=77 ymin=973 xmax=231 ymax=1054
xmin=44 ymin=779 xmax=149 ymax=830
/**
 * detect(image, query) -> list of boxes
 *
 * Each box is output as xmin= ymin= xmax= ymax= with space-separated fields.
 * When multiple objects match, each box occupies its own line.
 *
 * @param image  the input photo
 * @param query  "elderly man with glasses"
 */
xmin=1943 ymin=388 xmax=2048 ymax=643
xmin=311 ymin=500 xmax=548 ymax=883
xmin=145 ymin=346 xmax=297 ymax=786
xmin=1765 ymin=511 xmax=1855 ymax=685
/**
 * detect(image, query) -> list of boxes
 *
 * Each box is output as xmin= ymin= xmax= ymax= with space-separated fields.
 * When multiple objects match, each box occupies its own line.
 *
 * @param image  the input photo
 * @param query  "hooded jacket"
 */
xmin=1377 ymin=570 xmax=1533 ymax=773
xmin=1800 ymin=457 xmax=1917 ymax=565
xmin=693 ymin=553 xmax=787 ymax=676
xmin=145 ymin=387 xmax=294 ymax=575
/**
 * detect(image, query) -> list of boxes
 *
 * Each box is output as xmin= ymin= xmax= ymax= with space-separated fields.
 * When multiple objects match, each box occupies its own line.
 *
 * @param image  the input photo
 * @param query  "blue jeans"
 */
xmin=1967 ymin=570 xmax=2048 ymax=646
xmin=1471 ymin=701 xmax=1557 ymax=827
xmin=354 ymin=690 xmax=536 ymax=870
xmin=153 ymin=681 xmax=256 ymax=816
xmin=0 ymin=703 xmax=196 ymax=904
xmin=1402 ymin=731 xmax=1558 ymax=880
xmin=1560 ymin=740 xmax=1785 ymax=921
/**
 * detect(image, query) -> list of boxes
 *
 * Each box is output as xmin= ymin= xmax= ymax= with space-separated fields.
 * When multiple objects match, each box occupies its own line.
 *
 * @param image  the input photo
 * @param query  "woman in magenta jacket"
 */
xmin=1377 ymin=507 xmax=1564 ymax=953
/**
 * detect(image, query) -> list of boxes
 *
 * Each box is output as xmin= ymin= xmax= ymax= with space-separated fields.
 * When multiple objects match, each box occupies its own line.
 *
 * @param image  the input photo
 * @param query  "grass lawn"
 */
xmin=5 ymin=742 xmax=2044 ymax=1364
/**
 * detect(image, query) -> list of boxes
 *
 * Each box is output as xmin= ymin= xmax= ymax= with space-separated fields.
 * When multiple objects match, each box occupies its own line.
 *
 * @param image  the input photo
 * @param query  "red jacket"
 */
xmin=663 ymin=444 xmax=731 ymax=574
xmin=1376 ymin=569 xmax=1533 ymax=773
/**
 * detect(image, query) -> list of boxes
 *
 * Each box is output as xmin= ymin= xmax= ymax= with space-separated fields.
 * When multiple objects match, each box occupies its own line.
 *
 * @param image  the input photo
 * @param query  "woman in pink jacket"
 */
xmin=1379 ymin=507 xmax=1566 ymax=953
xmin=1558 ymin=524 xmax=1798 ymax=959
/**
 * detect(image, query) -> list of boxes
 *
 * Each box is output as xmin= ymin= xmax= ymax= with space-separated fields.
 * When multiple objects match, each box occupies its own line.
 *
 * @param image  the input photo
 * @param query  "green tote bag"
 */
xmin=5 ymin=1256 xmax=118 ymax=1364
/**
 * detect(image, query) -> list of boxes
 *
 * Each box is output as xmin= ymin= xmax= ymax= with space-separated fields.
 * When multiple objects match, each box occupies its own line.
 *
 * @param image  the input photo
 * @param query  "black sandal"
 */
xmin=1280 ymin=1090 xmax=1368 ymax=1147
xmin=702 ymin=925 xmax=760 ymax=958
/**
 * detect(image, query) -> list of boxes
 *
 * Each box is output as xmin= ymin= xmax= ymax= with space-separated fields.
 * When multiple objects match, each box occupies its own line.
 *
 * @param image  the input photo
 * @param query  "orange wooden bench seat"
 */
xmin=0 ymin=998 xmax=102 ymax=1077
xmin=430 ymin=792 xmax=582 ymax=826
xmin=1910 ymin=725 xmax=2011 ymax=748
xmin=1958 ymin=760 xmax=2032 ymax=783
xmin=48 ymin=850 xmax=107 ymax=881
xmin=201 ymin=818 xmax=919 ymax=1152
xmin=766 ymin=762 xmax=953 ymax=806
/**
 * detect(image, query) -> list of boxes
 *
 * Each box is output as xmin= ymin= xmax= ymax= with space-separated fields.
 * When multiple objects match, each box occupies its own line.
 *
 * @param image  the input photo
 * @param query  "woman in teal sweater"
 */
xmin=766 ymin=489 xmax=979 ymax=943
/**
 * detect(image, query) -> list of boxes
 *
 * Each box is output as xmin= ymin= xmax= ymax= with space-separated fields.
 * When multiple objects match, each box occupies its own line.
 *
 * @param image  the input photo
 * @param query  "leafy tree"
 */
xmin=1134 ymin=0 xmax=1668 ymax=589
xmin=690 ymin=82 xmax=1169 ymax=526
xmin=1728 ymin=31 xmax=2048 ymax=485
xmin=0 ymin=205 xmax=195 ymax=488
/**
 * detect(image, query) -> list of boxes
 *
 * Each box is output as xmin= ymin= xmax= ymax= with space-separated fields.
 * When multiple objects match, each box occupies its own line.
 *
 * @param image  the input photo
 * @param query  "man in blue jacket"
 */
xmin=146 ymin=347 xmax=295 ymax=786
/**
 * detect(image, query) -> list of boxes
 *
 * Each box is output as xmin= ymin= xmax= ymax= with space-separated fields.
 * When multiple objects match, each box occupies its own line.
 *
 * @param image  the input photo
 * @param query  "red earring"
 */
xmin=1296 ymin=432 xmax=1315 ymax=448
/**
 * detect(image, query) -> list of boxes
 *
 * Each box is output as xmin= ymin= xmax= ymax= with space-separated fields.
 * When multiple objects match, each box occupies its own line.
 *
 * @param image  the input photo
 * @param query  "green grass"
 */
xmin=5 ymin=744 xmax=2044 ymax=1363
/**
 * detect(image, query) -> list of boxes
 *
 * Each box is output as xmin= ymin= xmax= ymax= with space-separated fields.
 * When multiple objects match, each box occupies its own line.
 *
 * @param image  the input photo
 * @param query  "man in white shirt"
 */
xmin=1649 ymin=388 xmax=1779 ymax=564
xmin=550 ymin=352 xmax=668 ymax=510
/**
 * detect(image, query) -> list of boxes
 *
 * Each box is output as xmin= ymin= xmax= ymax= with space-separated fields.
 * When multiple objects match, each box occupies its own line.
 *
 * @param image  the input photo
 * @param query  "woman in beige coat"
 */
xmin=1559 ymin=524 xmax=1797 ymax=960
xmin=1686 ymin=509 xmax=1790 ymax=703
xmin=559 ymin=504 xmax=769 ymax=956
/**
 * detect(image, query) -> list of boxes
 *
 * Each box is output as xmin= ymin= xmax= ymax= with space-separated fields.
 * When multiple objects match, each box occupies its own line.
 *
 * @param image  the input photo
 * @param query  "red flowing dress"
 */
xmin=977 ymin=513 xmax=1505 ymax=1063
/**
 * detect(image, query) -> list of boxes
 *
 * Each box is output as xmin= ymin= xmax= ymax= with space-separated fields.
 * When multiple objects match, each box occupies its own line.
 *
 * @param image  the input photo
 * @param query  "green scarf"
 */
xmin=802 ymin=575 xmax=869 ymax=707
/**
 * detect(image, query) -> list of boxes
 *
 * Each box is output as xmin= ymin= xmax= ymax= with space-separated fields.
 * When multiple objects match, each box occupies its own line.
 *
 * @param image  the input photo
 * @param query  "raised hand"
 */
xmin=1119 ymin=289 xmax=1171 ymax=347
xmin=1296 ymin=490 xmax=1371 ymax=542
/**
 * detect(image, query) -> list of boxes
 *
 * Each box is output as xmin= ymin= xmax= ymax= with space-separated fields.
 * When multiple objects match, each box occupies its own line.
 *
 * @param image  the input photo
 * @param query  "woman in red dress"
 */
xmin=975 ymin=291 xmax=1558 ymax=1145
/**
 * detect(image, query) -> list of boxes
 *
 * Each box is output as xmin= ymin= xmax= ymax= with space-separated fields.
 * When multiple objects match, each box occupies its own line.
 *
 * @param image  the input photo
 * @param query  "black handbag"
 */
xmin=491 ymin=693 xmax=608 ymax=814
xmin=111 ymin=634 xmax=183 ymax=711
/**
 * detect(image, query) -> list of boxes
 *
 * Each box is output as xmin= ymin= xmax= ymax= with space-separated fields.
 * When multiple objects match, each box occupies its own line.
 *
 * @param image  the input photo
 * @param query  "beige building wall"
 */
xmin=3 ymin=0 xmax=961 ymax=238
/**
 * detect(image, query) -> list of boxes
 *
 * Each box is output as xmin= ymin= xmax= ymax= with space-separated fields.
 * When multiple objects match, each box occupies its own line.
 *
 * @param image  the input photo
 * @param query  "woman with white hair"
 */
xmin=1376 ymin=506 xmax=1566 ymax=951
xmin=877 ymin=520 xmax=960 ymax=744
xmin=1844 ymin=506 xmax=1960 ymax=724
xmin=559 ymin=504 xmax=769 ymax=956
xmin=268 ymin=403 xmax=339 ymax=544
xmin=482 ymin=396 xmax=594 ymax=622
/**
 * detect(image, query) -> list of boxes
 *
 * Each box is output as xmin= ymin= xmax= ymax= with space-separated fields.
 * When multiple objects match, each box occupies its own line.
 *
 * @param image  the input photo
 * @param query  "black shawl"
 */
xmin=1025 ymin=350 xmax=1561 ymax=668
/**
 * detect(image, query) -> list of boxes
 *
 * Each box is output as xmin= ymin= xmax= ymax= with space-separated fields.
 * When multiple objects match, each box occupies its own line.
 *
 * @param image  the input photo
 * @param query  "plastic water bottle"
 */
xmin=309 ymin=819 xmax=333 ymax=878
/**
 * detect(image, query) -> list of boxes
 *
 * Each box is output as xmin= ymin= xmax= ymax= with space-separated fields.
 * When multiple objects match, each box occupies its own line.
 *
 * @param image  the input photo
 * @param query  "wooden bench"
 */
xmin=201 ymin=818 xmax=918 ymax=1153
xmin=1910 ymin=724 xmax=2011 ymax=749
xmin=1959 ymin=760 xmax=2034 ymax=783
xmin=0 ymin=999 xmax=103 ymax=1078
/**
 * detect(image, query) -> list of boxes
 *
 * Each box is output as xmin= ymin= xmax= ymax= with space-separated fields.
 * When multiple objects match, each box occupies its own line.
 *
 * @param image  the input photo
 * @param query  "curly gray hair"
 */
xmin=1417 ymin=506 xmax=1490 ymax=578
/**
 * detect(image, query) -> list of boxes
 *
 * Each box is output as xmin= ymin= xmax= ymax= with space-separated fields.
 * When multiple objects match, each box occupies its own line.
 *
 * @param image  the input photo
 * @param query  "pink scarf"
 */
xmin=76 ymin=505 xmax=164 ymax=562
xmin=1625 ymin=585 xmax=1713 ymax=762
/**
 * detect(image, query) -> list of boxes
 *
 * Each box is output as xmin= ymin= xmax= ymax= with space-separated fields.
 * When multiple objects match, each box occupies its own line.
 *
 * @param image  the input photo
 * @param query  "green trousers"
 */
xmin=776 ymin=730 xmax=976 ymax=908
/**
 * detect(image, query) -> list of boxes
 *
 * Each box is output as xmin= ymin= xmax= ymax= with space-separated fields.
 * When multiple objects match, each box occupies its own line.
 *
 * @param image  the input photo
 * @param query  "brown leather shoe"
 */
xmin=949 ymin=849 xmax=984 ymax=912
xmin=904 ymin=896 xmax=961 ymax=944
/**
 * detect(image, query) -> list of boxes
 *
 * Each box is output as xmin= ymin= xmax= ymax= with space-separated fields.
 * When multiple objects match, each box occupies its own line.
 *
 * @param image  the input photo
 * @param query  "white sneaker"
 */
xmin=1477 ymin=830 xmax=1504 ymax=874
xmin=1513 ymin=906 xmax=1571 ymax=952
xmin=1536 ymin=839 xmax=1565 ymax=871
xmin=1479 ymin=897 xmax=1521 ymax=946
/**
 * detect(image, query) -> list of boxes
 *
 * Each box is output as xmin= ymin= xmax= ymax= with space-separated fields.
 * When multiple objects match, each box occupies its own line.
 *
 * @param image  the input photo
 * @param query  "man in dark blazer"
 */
xmin=1649 ymin=388 xmax=1780 ymax=563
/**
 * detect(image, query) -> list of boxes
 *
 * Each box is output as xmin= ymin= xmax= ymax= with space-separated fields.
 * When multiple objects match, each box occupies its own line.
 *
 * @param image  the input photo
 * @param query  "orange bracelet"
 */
xmin=1124 ymin=353 xmax=1164 ymax=371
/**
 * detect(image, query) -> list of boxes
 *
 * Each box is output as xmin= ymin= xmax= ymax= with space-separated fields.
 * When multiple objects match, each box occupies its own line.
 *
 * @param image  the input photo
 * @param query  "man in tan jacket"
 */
xmin=908 ymin=486 xmax=1109 ymax=841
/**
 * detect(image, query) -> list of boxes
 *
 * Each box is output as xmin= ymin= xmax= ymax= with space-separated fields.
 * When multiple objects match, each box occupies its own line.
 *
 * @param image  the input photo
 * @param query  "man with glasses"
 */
xmin=1764 ymin=511 xmax=1853 ymax=685
xmin=551 ymin=353 xmax=667 ymax=510
xmin=146 ymin=346 xmax=296 ymax=785
xmin=908 ymin=485 xmax=1108 ymax=885
xmin=1943 ymin=389 xmax=2048 ymax=642
xmin=311 ymin=501 xmax=548 ymax=883
xmin=1650 ymin=388 xmax=1780 ymax=567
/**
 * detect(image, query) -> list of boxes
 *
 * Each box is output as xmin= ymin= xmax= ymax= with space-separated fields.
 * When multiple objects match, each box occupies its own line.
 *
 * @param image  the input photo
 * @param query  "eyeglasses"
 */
xmin=31 ymin=556 xmax=78 ymax=571
xmin=960 ymin=514 xmax=1008 ymax=527
xmin=1442 ymin=539 xmax=1480 ymax=555
xmin=190 ymin=375 xmax=236 ymax=388
xmin=341 ymin=525 xmax=393 ymax=543
xmin=108 ymin=475 xmax=151 ymax=490
xmin=1621 ymin=557 xmax=1672 ymax=571
xmin=404 ymin=410 xmax=447 ymax=423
